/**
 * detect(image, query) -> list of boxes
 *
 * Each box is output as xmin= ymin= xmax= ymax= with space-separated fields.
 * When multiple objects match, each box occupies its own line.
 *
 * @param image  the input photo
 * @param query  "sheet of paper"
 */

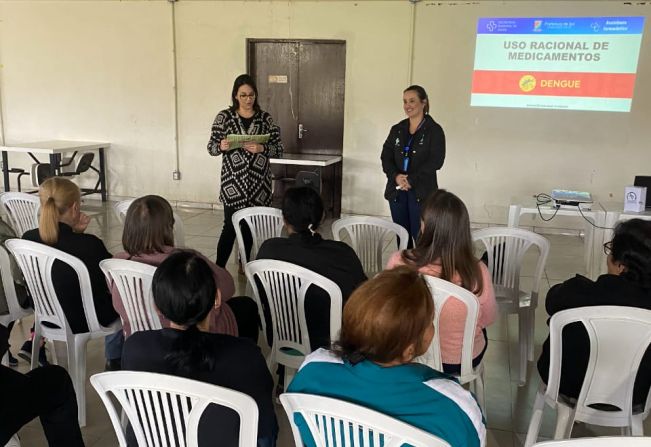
xmin=225 ymin=134 xmax=270 ymax=150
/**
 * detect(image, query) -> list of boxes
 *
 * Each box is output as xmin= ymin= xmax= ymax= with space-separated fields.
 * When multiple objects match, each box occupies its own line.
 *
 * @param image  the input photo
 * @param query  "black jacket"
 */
xmin=537 ymin=274 xmax=651 ymax=407
xmin=381 ymin=114 xmax=445 ymax=202
xmin=23 ymin=223 xmax=117 ymax=333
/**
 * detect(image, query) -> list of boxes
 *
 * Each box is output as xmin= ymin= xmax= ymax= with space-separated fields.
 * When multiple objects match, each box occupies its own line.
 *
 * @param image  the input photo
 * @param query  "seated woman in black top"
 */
xmin=122 ymin=251 xmax=277 ymax=447
xmin=22 ymin=177 xmax=122 ymax=369
xmin=537 ymin=218 xmax=651 ymax=409
xmin=256 ymin=186 xmax=367 ymax=350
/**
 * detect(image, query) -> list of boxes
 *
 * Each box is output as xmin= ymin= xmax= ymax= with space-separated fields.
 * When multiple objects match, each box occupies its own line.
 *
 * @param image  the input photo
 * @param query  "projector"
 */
xmin=551 ymin=189 xmax=593 ymax=209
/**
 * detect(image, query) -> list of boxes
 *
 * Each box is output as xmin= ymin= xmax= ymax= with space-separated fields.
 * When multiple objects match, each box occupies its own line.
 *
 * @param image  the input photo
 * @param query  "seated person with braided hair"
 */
xmin=122 ymin=251 xmax=277 ymax=447
xmin=256 ymin=186 xmax=366 ymax=350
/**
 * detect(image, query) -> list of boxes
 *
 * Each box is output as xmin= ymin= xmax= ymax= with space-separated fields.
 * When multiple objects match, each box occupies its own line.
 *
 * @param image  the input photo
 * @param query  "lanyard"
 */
xmin=402 ymin=118 xmax=425 ymax=172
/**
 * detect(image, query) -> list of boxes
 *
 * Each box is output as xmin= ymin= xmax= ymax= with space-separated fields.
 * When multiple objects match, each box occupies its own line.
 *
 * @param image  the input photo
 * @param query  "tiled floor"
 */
xmin=6 ymin=200 xmax=648 ymax=446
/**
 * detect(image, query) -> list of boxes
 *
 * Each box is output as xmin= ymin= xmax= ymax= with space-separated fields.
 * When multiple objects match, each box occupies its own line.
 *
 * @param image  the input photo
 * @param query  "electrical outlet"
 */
xmin=172 ymin=170 xmax=181 ymax=181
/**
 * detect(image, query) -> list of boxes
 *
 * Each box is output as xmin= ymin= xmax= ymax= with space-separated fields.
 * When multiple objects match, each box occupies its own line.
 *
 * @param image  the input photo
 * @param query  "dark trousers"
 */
xmin=442 ymin=329 xmax=489 ymax=375
xmin=389 ymin=190 xmax=421 ymax=249
xmin=0 ymin=365 xmax=84 ymax=447
xmin=227 ymin=296 xmax=260 ymax=343
xmin=216 ymin=205 xmax=253 ymax=268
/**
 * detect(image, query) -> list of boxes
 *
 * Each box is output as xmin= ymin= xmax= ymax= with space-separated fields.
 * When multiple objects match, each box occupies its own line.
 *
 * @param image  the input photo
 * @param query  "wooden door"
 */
xmin=248 ymin=39 xmax=346 ymax=155
xmin=248 ymin=41 xmax=300 ymax=152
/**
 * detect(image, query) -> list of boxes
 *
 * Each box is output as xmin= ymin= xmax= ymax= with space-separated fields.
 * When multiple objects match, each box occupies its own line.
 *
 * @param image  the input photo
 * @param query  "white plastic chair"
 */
xmin=114 ymin=199 xmax=185 ymax=248
xmin=245 ymin=259 xmax=342 ymax=388
xmin=472 ymin=227 xmax=550 ymax=385
xmin=5 ymin=238 xmax=122 ymax=427
xmin=232 ymin=207 xmax=284 ymax=264
xmin=280 ymin=393 xmax=451 ymax=447
xmin=533 ymin=437 xmax=651 ymax=447
xmin=524 ymin=306 xmax=651 ymax=447
xmin=0 ymin=244 xmax=33 ymax=366
xmin=414 ymin=276 xmax=486 ymax=412
xmin=91 ymin=371 xmax=259 ymax=447
xmin=100 ymin=259 xmax=160 ymax=337
xmin=332 ymin=216 xmax=409 ymax=275
xmin=0 ymin=192 xmax=40 ymax=237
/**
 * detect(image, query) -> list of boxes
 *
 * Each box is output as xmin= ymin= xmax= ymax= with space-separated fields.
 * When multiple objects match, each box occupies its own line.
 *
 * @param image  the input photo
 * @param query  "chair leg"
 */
xmin=553 ymin=404 xmax=574 ymax=440
xmin=283 ymin=367 xmax=296 ymax=392
xmin=68 ymin=336 xmax=89 ymax=427
xmin=524 ymin=388 xmax=546 ymax=447
xmin=631 ymin=414 xmax=644 ymax=436
xmin=31 ymin=325 xmax=42 ymax=370
xmin=527 ymin=308 xmax=536 ymax=362
xmin=474 ymin=371 xmax=486 ymax=415
xmin=518 ymin=311 xmax=528 ymax=386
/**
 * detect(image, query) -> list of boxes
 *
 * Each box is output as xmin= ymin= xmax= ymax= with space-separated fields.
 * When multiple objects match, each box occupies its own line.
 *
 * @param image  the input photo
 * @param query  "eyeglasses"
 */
xmin=238 ymin=93 xmax=256 ymax=99
xmin=603 ymin=241 xmax=613 ymax=256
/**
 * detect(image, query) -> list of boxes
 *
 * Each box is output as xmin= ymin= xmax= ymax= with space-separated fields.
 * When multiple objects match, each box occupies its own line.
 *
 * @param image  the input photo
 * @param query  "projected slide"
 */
xmin=471 ymin=17 xmax=645 ymax=112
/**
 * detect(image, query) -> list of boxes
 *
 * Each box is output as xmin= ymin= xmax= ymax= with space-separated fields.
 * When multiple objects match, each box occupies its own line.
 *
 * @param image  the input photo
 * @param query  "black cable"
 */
xmin=532 ymin=192 xmax=614 ymax=230
xmin=534 ymin=193 xmax=559 ymax=222
xmin=576 ymin=204 xmax=614 ymax=230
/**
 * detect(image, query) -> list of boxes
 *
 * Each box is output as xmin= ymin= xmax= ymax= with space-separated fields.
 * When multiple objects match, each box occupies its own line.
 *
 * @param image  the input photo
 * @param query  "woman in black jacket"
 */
xmin=537 ymin=218 xmax=651 ymax=408
xmin=381 ymin=85 xmax=445 ymax=248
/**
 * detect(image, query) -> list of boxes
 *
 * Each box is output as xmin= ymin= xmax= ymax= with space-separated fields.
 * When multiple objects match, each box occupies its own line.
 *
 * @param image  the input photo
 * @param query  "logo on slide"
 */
xmin=486 ymin=21 xmax=497 ymax=32
xmin=533 ymin=20 xmax=543 ymax=31
xmin=519 ymin=75 xmax=537 ymax=92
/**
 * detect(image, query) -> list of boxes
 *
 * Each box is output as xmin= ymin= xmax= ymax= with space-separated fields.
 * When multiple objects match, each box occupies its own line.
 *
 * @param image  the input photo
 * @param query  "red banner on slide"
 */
xmin=472 ymin=70 xmax=636 ymax=98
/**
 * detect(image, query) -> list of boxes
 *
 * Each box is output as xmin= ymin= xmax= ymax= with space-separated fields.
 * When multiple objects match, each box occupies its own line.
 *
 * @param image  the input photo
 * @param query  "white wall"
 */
xmin=0 ymin=0 xmax=648 ymax=227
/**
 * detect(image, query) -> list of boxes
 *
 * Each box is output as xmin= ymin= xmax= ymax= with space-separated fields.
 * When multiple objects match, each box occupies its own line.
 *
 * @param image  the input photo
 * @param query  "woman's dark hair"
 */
xmin=229 ymin=74 xmax=261 ymax=113
xmin=334 ymin=267 xmax=434 ymax=365
xmin=282 ymin=187 xmax=324 ymax=239
xmin=402 ymin=189 xmax=483 ymax=295
xmin=153 ymin=251 xmax=218 ymax=373
xmin=610 ymin=218 xmax=651 ymax=291
xmin=404 ymin=85 xmax=430 ymax=115
xmin=122 ymin=195 xmax=174 ymax=255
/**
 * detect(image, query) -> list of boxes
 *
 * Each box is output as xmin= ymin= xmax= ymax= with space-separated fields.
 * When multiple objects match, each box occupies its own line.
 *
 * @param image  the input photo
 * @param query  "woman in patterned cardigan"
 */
xmin=207 ymin=74 xmax=283 ymax=268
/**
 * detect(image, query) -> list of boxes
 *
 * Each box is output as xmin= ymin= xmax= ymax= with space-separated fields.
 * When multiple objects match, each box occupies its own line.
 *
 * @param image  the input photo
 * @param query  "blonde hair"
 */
xmin=38 ymin=177 xmax=81 ymax=245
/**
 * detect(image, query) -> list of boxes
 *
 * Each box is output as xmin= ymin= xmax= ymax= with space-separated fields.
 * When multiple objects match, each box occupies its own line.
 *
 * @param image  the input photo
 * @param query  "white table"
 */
xmin=270 ymin=153 xmax=343 ymax=217
xmin=507 ymin=197 xmax=606 ymax=279
xmin=597 ymin=201 xmax=651 ymax=275
xmin=0 ymin=140 xmax=110 ymax=201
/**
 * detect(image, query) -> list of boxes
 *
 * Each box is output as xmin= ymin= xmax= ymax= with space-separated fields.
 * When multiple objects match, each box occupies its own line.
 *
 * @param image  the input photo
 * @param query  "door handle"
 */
xmin=298 ymin=123 xmax=308 ymax=139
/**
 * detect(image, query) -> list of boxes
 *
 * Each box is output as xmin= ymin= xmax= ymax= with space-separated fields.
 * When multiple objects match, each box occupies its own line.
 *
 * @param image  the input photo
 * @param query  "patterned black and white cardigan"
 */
xmin=207 ymin=108 xmax=283 ymax=209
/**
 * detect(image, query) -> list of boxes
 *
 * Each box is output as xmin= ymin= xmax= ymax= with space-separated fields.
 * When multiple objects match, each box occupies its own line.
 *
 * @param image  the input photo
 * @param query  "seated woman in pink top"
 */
xmin=386 ymin=189 xmax=496 ymax=373
xmin=111 ymin=195 xmax=259 ymax=342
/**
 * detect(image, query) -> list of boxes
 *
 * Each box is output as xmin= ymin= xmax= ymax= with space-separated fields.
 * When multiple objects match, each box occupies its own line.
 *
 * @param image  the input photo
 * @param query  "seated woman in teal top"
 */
xmin=287 ymin=267 xmax=486 ymax=447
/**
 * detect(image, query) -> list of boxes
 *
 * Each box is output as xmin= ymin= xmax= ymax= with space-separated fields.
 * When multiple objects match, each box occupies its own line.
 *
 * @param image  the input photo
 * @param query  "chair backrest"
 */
xmin=332 ymin=216 xmax=409 ymax=274
xmin=245 ymin=259 xmax=342 ymax=364
xmin=414 ymin=276 xmax=480 ymax=382
xmin=5 ymin=238 xmax=104 ymax=334
xmin=533 ymin=437 xmax=651 ymax=447
xmin=472 ymin=227 xmax=549 ymax=303
xmin=280 ymin=393 xmax=451 ymax=447
xmin=232 ymin=207 xmax=284 ymax=263
xmin=0 ymin=192 xmax=40 ymax=237
xmin=114 ymin=199 xmax=186 ymax=248
xmin=90 ymin=371 xmax=259 ymax=447
xmin=100 ymin=259 xmax=160 ymax=335
xmin=546 ymin=306 xmax=651 ymax=427
xmin=75 ymin=152 xmax=95 ymax=175
xmin=0 ymin=243 xmax=32 ymax=324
